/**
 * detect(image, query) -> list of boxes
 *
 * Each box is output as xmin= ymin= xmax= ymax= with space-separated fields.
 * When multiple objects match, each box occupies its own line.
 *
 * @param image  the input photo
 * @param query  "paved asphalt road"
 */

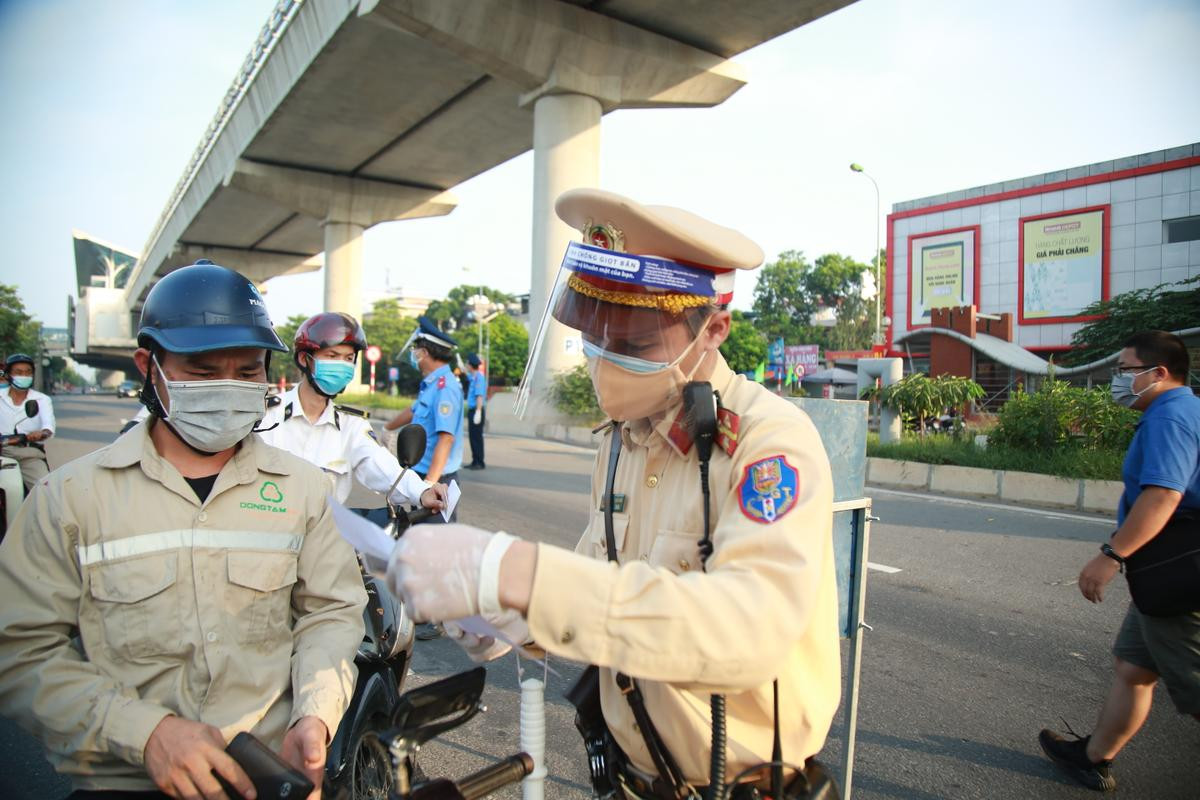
xmin=2 ymin=394 xmax=1197 ymax=799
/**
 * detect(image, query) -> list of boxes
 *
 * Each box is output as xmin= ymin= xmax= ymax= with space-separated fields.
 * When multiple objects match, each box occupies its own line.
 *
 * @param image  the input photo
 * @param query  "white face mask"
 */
xmin=1109 ymin=367 xmax=1158 ymax=409
xmin=154 ymin=357 xmax=268 ymax=453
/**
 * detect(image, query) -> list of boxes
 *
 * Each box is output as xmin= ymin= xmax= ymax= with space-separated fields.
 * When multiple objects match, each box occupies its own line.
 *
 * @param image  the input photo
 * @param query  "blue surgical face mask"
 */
xmin=581 ymin=340 xmax=669 ymax=374
xmin=311 ymin=358 xmax=356 ymax=396
xmin=409 ymin=350 xmax=422 ymax=369
xmin=10 ymin=375 xmax=33 ymax=390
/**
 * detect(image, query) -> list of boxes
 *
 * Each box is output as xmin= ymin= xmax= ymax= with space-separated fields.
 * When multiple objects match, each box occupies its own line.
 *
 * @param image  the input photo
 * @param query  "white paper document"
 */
xmin=442 ymin=479 xmax=461 ymax=521
xmin=328 ymin=497 xmax=394 ymax=575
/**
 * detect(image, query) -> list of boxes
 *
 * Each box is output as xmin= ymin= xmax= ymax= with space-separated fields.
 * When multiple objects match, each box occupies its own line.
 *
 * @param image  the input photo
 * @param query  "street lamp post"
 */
xmin=850 ymin=163 xmax=883 ymax=347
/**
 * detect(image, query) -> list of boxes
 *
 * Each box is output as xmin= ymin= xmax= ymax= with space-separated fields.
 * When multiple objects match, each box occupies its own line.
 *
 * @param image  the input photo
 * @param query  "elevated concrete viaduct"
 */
xmin=72 ymin=0 xmax=855 ymax=401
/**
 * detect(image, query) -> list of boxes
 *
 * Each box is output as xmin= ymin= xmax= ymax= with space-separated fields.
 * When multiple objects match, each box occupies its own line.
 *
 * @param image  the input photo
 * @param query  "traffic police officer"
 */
xmin=385 ymin=189 xmax=841 ymax=798
xmin=383 ymin=316 xmax=464 ymax=493
xmin=465 ymin=353 xmax=488 ymax=470
xmin=258 ymin=311 xmax=447 ymax=512
xmin=1 ymin=352 xmax=55 ymax=492
xmin=0 ymin=262 xmax=367 ymax=798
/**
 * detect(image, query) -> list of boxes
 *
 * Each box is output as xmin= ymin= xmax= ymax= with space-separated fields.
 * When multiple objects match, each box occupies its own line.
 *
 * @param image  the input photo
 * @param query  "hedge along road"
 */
xmin=3 ymin=394 xmax=1198 ymax=799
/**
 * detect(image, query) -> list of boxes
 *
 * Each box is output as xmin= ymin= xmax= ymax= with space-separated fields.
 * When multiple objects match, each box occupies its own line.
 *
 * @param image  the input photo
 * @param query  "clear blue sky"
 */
xmin=1 ymin=0 xmax=1197 ymax=330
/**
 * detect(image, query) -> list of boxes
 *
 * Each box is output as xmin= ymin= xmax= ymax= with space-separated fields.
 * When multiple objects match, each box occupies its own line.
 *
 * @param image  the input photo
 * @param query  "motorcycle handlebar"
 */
xmin=409 ymin=507 xmax=438 ymax=525
xmin=453 ymin=753 xmax=535 ymax=800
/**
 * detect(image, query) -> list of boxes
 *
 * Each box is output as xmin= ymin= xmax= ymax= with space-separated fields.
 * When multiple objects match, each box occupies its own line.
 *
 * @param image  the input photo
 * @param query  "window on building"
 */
xmin=1165 ymin=215 xmax=1200 ymax=244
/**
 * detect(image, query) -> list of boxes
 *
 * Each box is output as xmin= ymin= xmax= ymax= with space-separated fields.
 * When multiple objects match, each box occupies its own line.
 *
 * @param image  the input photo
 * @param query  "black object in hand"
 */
xmin=213 ymin=732 xmax=315 ymax=800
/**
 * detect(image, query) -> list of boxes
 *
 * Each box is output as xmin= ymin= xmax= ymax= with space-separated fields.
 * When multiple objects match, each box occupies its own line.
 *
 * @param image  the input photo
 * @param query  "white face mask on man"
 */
xmin=1109 ymin=367 xmax=1158 ymax=409
xmin=153 ymin=356 xmax=269 ymax=453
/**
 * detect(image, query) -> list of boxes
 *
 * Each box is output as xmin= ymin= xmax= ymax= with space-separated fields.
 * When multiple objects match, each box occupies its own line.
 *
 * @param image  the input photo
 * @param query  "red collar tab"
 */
xmin=716 ymin=407 xmax=739 ymax=456
xmin=666 ymin=409 xmax=693 ymax=455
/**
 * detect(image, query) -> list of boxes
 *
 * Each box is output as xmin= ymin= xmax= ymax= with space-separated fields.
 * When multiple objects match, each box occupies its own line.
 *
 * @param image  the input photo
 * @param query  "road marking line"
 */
xmin=867 ymin=562 xmax=902 ymax=573
xmin=867 ymin=486 xmax=1114 ymax=526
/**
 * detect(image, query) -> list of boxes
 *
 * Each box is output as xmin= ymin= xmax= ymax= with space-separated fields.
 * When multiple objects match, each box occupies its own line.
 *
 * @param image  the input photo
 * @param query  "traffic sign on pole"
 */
xmin=365 ymin=345 xmax=382 ymax=363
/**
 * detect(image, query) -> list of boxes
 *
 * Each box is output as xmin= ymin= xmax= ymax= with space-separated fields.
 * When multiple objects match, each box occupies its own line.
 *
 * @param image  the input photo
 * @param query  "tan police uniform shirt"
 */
xmin=526 ymin=355 xmax=841 ymax=783
xmin=0 ymin=420 xmax=368 ymax=792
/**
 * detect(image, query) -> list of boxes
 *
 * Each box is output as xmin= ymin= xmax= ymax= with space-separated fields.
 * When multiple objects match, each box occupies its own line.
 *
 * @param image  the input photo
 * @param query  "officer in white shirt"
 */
xmin=257 ymin=313 xmax=446 ymax=512
xmin=1 ymin=353 xmax=54 ymax=492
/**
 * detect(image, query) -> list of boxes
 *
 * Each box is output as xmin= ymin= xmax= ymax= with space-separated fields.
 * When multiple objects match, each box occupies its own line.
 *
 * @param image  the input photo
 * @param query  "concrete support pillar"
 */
xmin=528 ymin=93 xmax=601 ymax=416
xmin=323 ymin=221 xmax=365 ymax=316
xmin=856 ymin=357 xmax=903 ymax=444
xmin=98 ymin=369 xmax=125 ymax=389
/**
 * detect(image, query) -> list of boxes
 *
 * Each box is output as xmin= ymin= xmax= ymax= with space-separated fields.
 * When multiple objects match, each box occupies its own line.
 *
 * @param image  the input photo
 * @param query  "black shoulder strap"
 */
xmin=603 ymin=424 xmax=622 ymax=562
xmin=603 ymin=423 xmax=690 ymax=798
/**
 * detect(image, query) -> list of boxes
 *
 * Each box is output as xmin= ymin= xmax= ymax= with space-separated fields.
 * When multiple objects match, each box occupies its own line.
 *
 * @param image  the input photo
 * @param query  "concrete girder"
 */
xmin=168 ymin=244 xmax=322 ymax=287
xmin=360 ymin=0 xmax=748 ymax=110
xmin=225 ymin=159 xmax=458 ymax=228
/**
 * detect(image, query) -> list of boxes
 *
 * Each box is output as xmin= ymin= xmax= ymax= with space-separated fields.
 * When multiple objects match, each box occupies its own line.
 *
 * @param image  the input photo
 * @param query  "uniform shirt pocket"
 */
xmin=586 ymin=512 xmax=628 ymax=559
xmin=87 ymin=552 xmax=182 ymax=659
xmin=648 ymin=529 xmax=703 ymax=575
xmin=226 ymin=551 xmax=299 ymax=647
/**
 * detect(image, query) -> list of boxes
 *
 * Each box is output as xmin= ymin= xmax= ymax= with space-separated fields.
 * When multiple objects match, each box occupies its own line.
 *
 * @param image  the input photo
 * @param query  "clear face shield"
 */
xmin=516 ymin=241 xmax=731 ymax=420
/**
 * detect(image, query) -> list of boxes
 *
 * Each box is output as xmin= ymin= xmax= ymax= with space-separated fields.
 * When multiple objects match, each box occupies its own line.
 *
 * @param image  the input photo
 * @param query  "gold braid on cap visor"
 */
xmin=566 ymin=272 xmax=711 ymax=315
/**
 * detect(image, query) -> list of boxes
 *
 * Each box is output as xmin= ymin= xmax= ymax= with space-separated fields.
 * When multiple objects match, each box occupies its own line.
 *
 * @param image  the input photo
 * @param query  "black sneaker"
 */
xmin=1038 ymin=729 xmax=1116 ymax=792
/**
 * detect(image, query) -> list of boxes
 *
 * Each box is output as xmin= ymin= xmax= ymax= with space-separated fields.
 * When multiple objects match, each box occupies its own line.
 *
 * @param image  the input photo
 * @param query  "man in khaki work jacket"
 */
xmin=386 ymin=189 xmax=841 ymax=799
xmin=0 ymin=261 xmax=367 ymax=800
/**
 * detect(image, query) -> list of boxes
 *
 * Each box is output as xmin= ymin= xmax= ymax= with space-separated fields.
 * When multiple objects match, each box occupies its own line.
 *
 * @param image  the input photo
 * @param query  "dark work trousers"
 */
xmin=468 ymin=406 xmax=486 ymax=467
xmin=418 ymin=470 xmax=457 ymax=522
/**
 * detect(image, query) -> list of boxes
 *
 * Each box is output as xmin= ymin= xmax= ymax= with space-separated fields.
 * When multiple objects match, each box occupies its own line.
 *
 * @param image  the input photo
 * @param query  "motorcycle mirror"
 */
xmin=390 ymin=666 xmax=486 ymax=745
xmin=395 ymin=424 xmax=426 ymax=468
xmin=24 ymin=399 xmax=38 ymax=418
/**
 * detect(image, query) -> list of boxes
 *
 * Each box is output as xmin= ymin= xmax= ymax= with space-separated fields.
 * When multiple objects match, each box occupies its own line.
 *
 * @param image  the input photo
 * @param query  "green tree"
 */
xmin=361 ymin=300 xmax=421 ymax=391
xmin=750 ymin=251 xmax=814 ymax=343
xmin=1065 ymin=275 xmax=1200 ymax=368
xmin=751 ymin=251 xmax=875 ymax=350
xmin=551 ymin=363 xmax=602 ymax=421
xmin=362 ymin=300 xmax=418 ymax=363
xmin=0 ymin=284 xmax=39 ymax=357
xmin=268 ymin=314 xmax=309 ymax=384
xmin=461 ymin=314 xmax=528 ymax=385
xmin=425 ymin=285 xmax=515 ymax=331
xmin=809 ymin=253 xmax=867 ymax=310
xmin=719 ymin=310 xmax=767 ymax=373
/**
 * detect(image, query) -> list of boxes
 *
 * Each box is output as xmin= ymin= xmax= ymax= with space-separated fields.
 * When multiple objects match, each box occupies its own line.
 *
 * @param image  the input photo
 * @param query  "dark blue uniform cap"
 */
xmin=414 ymin=315 xmax=458 ymax=350
xmin=137 ymin=262 xmax=287 ymax=353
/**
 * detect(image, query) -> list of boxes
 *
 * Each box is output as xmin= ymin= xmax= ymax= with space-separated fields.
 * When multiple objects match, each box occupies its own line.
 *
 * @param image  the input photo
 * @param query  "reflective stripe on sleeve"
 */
xmin=76 ymin=530 xmax=303 ymax=566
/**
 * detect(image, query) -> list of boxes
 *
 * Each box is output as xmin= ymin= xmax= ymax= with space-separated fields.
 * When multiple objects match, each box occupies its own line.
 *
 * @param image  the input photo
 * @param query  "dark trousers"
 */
xmin=468 ymin=406 xmax=486 ymax=467
xmin=418 ymin=470 xmax=457 ymax=522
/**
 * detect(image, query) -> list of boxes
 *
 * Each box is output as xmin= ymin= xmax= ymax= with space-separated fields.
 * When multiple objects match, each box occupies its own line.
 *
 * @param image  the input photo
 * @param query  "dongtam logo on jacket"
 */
xmin=240 ymin=481 xmax=288 ymax=513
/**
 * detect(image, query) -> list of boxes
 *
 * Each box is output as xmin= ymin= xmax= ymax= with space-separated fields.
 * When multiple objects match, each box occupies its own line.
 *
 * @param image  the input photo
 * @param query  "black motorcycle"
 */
xmin=325 ymin=424 xmax=441 ymax=800
xmin=227 ymin=666 xmax=532 ymax=800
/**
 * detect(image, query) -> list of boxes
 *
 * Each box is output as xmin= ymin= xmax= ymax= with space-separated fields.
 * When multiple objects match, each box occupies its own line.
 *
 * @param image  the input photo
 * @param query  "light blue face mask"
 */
xmin=311 ymin=359 xmax=356 ymax=396
xmin=10 ymin=375 xmax=33 ymax=390
xmin=409 ymin=350 xmax=422 ymax=369
xmin=582 ymin=340 xmax=669 ymax=374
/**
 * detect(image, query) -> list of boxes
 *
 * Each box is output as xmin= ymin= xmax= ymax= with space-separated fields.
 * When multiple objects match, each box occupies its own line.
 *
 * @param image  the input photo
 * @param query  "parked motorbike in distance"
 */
xmin=1 ymin=398 xmax=41 ymax=540
xmin=325 ymin=423 xmax=440 ymax=799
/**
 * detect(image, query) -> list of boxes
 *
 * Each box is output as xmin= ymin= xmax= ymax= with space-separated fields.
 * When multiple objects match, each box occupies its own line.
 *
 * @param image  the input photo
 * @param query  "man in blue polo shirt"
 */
xmin=385 ymin=316 xmax=464 ymax=493
xmin=1040 ymin=330 xmax=1199 ymax=792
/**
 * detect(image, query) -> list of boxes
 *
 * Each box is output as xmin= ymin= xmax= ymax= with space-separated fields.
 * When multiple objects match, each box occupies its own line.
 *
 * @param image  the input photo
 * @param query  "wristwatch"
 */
xmin=1100 ymin=543 xmax=1126 ymax=571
